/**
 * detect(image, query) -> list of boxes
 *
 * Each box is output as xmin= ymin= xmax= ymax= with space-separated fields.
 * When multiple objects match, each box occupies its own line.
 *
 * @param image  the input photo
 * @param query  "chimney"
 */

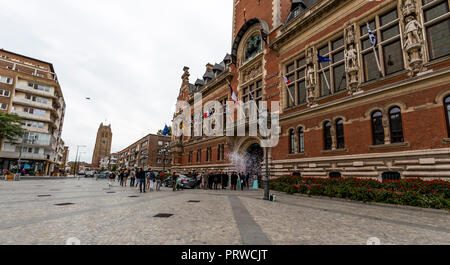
xmin=206 ymin=63 xmax=213 ymax=72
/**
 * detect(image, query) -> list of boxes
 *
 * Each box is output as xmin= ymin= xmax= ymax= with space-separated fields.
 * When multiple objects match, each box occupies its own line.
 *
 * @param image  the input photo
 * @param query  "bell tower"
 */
xmin=92 ymin=123 xmax=112 ymax=167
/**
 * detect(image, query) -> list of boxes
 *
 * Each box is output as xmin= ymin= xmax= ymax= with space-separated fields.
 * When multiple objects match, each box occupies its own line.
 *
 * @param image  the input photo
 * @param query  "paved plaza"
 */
xmin=0 ymin=178 xmax=449 ymax=245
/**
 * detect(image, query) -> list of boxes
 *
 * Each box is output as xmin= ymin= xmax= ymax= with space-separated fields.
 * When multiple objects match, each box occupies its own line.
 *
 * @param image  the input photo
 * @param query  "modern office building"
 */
xmin=170 ymin=0 xmax=450 ymax=180
xmin=0 ymin=49 xmax=66 ymax=175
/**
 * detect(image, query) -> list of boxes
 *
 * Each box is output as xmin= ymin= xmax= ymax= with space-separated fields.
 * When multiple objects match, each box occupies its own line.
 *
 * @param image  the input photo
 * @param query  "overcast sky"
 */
xmin=0 ymin=0 xmax=233 ymax=163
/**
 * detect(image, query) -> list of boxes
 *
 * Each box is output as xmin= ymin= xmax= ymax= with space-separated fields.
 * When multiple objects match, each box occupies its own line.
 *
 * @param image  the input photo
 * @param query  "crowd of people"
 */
xmin=183 ymin=171 xmax=262 ymax=191
xmin=105 ymin=169 xmax=262 ymax=193
xmin=110 ymin=168 xmax=164 ymax=193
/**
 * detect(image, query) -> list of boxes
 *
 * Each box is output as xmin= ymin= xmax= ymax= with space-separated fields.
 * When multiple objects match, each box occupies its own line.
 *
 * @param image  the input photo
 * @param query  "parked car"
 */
xmin=178 ymin=175 xmax=197 ymax=189
xmin=163 ymin=175 xmax=174 ymax=188
xmin=85 ymin=171 xmax=95 ymax=178
xmin=95 ymin=172 xmax=109 ymax=179
xmin=78 ymin=170 xmax=86 ymax=176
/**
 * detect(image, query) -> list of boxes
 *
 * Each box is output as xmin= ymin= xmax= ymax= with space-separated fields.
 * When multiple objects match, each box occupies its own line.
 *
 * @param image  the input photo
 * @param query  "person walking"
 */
xmin=137 ymin=167 xmax=146 ymax=193
xmin=108 ymin=172 xmax=115 ymax=189
xmin=123 ymin=169 xmax=129 ymax=187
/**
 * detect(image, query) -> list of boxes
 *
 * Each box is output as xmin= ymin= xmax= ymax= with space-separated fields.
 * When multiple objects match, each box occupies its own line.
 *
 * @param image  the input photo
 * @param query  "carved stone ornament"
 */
xmin=243 ymin=61 xmax=262 ymax=83
xmin=344 ymin=24 xmax=361 ymax=94
xmin=401 ymin=0 xmax=425 ymax=75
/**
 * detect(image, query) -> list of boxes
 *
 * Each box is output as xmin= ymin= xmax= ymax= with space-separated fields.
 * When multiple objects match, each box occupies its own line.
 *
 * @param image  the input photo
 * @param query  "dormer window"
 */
xmin=245 ymin=35 xmax=262 ymax=62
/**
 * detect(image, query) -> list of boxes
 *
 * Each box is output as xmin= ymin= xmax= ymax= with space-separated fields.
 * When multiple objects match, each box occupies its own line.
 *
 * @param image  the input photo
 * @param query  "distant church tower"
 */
xmin=92 ymin=123 xmax=112 ymax=167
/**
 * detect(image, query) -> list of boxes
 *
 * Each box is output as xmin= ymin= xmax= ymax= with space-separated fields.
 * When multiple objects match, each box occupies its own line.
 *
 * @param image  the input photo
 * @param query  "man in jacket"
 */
xmin=137 ymin=167 xmax=146 ymax=193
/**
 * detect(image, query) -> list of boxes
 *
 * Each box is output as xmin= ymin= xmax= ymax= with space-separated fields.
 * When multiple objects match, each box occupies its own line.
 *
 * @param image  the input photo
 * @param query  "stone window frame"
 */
xmin=237 ymin=24 xmax=265 ymax=66
xmin=288 ymin=128 xmax=295 ymax=154
xmin=444 ymin=95 xmax=450 ymax=137
xmin=217 ymin=143 xmax=225 ymax=161
xmin=284 ymin=55 xmax=308 ymax=109
xmin=316 ymin=35 xmax=347 ymax=97
xmin=296 ymin=125 xmax=306 ymax=154
xmin=365 ymin=101 xmax=408 ymax=147
xmin=359 ymin=5 xmax=404 ymax=82
xmin=388 ymin=105 xmax=405 ymax=143
xmin=188 ymin=151 xmax=193 ymax=164
xmin=319 ymin=116 xmax=347 ymax=151
xmin=206 ymin=147 xmax=212 ymax=162
xmin=420 ymin=0 xmax=450 ymax=61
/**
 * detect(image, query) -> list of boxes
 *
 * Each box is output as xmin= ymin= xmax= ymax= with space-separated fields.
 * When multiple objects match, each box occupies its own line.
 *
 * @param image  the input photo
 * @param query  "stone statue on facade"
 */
xmin=305 ymin=47 xmax=317 ymax=105
xmin=401 ymin=0 xmax=425 ymax=75
xmin=344 ymin=24 xmax=361 ymax=94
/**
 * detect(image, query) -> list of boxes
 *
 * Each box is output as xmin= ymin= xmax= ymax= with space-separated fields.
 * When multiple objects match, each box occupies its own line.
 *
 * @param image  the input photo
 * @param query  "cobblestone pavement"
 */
xmin=0 ymin=178 xmax=449 ymax=245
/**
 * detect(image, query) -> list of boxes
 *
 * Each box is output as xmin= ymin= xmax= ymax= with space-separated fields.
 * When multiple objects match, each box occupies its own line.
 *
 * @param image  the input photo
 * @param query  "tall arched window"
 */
xmin=445 ymin=96 xmax=450 ymax=137
xmin=298 ymin=127 xmax=305 ymax=153
xmin=371 ymin=110 xmax=385 ymax=145
xmin=289 ymin=129 xmax=295 ymax=154
xmin=324 ymin=121 xmax=332 ymax=150
xmin=336 ymin=119 xmax=345 ymax=149
xmin=389 ymin=107 xmax=404 ymax=143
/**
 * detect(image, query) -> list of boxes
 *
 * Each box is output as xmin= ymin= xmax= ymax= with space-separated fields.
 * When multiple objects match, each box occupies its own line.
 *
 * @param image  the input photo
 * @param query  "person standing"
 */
xmin=231 ymin=172 xmax=237 ymax=190
xmin=149 ymin=170 xmax=156 ymax=191
xmin=129 ymin=168 xmax=136 ymax=187
xmin=135 ymin=167 xmax=145 ymax=193
xmin=155 ymin=170 xmax=162 ymax=191
xmin=245 ymin=173 xmax=250 ymax=190
xmin=172 ymin=172 xmax=177 ymax=191
xmin=123 ymin=169 xmax=129 ymax=187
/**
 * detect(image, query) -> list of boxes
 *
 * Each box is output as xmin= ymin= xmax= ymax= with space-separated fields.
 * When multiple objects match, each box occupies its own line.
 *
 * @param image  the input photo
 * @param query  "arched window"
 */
xmin=324 ymin=121 xmax=332 ymax=150
xmin=336 ymin=119 xmax=345 ymax=149
xmin=389 ymin=107 xmax=404 ymax=143
xmin=371 ymin=110 xmax=384 ymax=145
xmin=289 ymin=129 xmax=295 ymax=154
xmin=245 ymin=35 xmax=262 ymax=61
xmin=445 ymin=96 xmax=450 ymax=137
xmin=298 ymin=127 xmax=305 ymax=153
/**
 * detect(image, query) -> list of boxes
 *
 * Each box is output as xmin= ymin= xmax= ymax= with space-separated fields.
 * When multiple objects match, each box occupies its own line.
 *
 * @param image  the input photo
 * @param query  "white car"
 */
xmin=85 ymin=171 xmax=95 ymax=178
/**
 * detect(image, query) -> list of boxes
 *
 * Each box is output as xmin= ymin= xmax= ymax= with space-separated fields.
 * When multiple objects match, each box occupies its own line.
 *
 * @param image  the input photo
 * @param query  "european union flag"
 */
xmin=162 ymin=125 xmax=169 ymax=136
xmin=318 ymin=53 xmax=331 ymax=63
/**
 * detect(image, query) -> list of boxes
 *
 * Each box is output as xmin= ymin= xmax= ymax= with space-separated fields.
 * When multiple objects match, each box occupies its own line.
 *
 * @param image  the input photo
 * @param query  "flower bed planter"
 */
xmin=270 ymin=176 xmax=450 ymax=210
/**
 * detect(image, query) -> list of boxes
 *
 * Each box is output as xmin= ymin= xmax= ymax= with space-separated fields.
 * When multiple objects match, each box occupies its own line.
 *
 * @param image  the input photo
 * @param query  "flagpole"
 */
xmin=319 ymin=62 xmax=331 ymax=92
xmin=283 ymin=74 xmax=295 ymax=106
xmin=372 ymin=46 xmax=384 ymax=78
xmin=367 ymin=22 xmax=384 ymax=78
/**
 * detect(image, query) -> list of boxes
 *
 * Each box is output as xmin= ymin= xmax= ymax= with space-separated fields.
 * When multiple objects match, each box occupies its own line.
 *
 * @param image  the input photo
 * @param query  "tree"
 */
xmin=157 ymin=126 xmax=172 ymax=136
xmin=0 ymin=113 xmax=23 ymax=144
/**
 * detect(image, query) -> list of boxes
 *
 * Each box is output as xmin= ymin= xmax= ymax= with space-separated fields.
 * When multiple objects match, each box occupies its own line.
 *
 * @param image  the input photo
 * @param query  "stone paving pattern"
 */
xmin=0 ymin=178 xmax=448 ymax=245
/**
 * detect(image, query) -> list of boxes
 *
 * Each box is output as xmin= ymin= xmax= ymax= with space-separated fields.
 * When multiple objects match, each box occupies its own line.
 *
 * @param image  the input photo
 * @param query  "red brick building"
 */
xmin=171 ymin=0 xmax=450 ymax=181
xmin=117 ymin=133 xmax=172 ymax=171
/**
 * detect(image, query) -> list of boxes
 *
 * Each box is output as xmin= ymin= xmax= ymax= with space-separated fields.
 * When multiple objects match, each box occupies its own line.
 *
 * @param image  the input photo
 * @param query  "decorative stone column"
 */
xmin=305 ymin=46 xmax=317 ymax=106
xmin=400 ymin=0 xmax=426 ymax=76
xmin=344 ymin=24 xmax=361 ymax=94
xmin=382 ymin=115 xmax=391 ymax=145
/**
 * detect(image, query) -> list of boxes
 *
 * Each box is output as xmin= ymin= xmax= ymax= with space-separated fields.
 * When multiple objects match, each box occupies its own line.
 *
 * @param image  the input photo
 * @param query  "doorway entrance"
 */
xmin=245 ymin=143 xmax=264 ymax=176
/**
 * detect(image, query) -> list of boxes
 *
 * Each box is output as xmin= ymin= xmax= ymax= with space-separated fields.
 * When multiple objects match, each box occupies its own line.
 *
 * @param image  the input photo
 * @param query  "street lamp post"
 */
xmin=159 ymin=145 xmax=170 ymax=173
xmin=263 ymin=147 xmax=269 ymax=200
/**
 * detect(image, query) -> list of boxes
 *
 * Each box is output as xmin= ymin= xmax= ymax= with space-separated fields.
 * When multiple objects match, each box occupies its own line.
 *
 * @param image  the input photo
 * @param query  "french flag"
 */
xmin=229 ymin=83 xmax=239 ymax=104
xmin=283 ymin=74 xmax=291 ymax=85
